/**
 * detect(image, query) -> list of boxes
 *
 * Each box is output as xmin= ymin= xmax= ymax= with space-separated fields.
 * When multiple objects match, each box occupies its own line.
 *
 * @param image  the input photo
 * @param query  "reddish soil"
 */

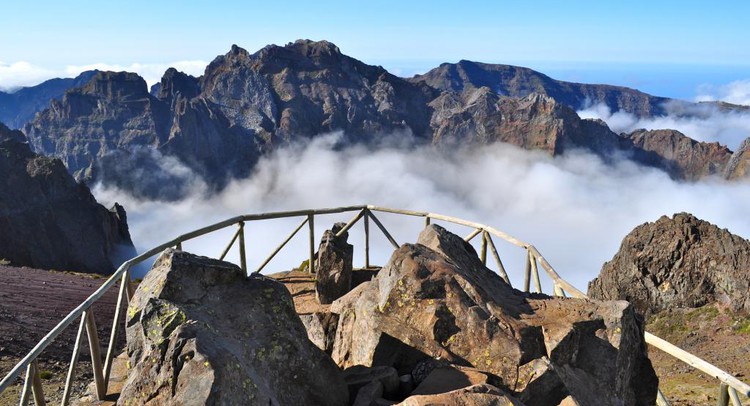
xmin=0 ymin=265 xmax=126 ymax=405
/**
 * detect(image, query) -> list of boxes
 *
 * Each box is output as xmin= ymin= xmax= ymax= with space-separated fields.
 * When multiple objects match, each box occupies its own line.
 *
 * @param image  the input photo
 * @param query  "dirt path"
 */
xmin=0 ymin=265 xmax=125 ymax=405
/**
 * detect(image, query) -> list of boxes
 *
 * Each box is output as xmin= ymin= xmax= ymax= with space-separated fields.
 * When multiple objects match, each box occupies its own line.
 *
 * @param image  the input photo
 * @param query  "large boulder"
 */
xmin=588 ymin=212 xmax=750 ymax=317
xmin=331 ymin=225 xmax=657 ymax=405
xmin=0 ymin=123 xmax=135 ymax=274
xmin=315 ymin=222 xmax=354 ymax=304
xmin=397 ymin=384 xmax=524 ymax=406
xmin=120 ymin=249 xmax=349 ymax=405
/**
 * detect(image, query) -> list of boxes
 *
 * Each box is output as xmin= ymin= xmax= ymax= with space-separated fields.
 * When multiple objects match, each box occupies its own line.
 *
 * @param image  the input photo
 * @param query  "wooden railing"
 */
xmin=1 ymin=204 xmax=748 ymax=405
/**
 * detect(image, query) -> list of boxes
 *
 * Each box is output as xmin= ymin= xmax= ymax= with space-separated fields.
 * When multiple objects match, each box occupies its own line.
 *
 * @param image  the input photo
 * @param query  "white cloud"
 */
xmin=93 ymin=134 xmax=750 ymax=293
xmin=696 ymin=79 xmax=750 ymax=106
xmin=578 ymin=102 xmax=750 ymax=150
xmin=0 ymin=61 xmax=57 ymax=91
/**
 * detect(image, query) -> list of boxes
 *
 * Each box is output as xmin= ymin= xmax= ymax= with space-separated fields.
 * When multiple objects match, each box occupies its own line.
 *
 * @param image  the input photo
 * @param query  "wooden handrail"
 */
xmin=1 ymin=204 xmax=748 ymax=405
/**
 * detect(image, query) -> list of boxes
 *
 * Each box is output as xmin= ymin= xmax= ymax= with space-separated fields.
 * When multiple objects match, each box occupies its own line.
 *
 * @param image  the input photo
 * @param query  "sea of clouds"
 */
xmin=94 ymin=132 xmax=750 ymax=292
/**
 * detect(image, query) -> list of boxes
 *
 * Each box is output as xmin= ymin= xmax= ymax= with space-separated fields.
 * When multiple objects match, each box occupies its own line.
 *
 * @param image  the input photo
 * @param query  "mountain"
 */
xmin=19 ymin=40 xmax=750 ymax=199
xmin=410 ymin=60 xmax=669 ymax=117
xmin=0 ymin=71 xmax=98 ymax=129
xmin=0 ymin=122 xmax=136 ymax=274
xmin=588 ymin=213 xmax=750 ymax=317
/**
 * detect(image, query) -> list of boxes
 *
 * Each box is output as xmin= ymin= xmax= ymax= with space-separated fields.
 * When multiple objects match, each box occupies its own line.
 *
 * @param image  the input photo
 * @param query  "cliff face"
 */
xmin=588 ymin=213 xmax=750 ymax=317
xmin=0 ymin=122 xmax=135 ymax=274
xmin=411 ymin=60 xmax=669 ymax=117
xmin=19 ymin=40 xmax=749 ymax=199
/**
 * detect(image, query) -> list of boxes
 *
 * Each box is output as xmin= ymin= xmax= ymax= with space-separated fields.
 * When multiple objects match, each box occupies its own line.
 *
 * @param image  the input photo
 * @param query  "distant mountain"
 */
xmin=0 ymin=71 xmax=98 ymax=129
xmin=410 ymin=60 xmax=670 ymax=117
xmin=19 ymin=40 xmax=750 ymax=199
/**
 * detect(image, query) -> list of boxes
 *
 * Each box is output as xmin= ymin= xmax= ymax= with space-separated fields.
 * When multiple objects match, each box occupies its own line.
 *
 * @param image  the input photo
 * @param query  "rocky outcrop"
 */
xmin=331 ymin=224 xmax=657 ymax=405
xmin=120 ymin=249 xmax=349 ymax=405
xmin=725 ymin=137 xmax=750 ymax=180
xmin=0 ymin=122 xmax=135 ymax=274
xmin=410 ymin=60 xmax=669 ymax=117
xmin=397 ymin=384 xmax=524 ymax=406
xmin=622 ymin=129 xmax=733 ymax=180
xmin=0 ymin=70 xmax=98 ymax=129
xmin=315 ymin=222 xmax=354 ymax=304
xmin=589 ymin=213 xmax=750 ymax=317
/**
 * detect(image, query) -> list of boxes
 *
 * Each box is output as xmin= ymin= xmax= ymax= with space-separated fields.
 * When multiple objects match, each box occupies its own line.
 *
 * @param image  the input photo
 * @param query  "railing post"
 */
xmin=308 ymin=214 xmax=315 ymax=274
xmin=480 ymin=231 xmax=488 ymax=265
xmin=524 ymin=250 xmax=532 ymax=292
xmin=728 ymin=387 xmax=742 ymax=406
xmin=424 ymin=215 xmax=431 ymax=227
xmin=103 ymin=272 xmax=129 ymax=387
xmin=718 ymin=383 xmax=729 ymax=406
xmin=364 ymin=209 xmax=370 ymax=268
xmin=62 ymin=314 xmax=87 ymax=406
xmin=656 ymin=389 xmax=671 ymax=406
xmin=125 ymin=269 xmax=135 ymax=304
xmin=530 ymin=253 xmax=542 ymax=293
xmin=238 ymin=222 xmax=247 ymax=273
xmin=175 ymin=241 xmax=182 ymax=250
xmin=30 ymin=360 xmax=45 ymax=406
xmin=85 ymin=310 xmax=106 ymax=400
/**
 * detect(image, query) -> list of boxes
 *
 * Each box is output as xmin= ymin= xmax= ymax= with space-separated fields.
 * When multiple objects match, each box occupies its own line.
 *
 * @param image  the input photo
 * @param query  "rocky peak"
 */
xmin=0 ymin=121 xmax=26 ymax=144
xmin=155 ymin=67 xmax=200 ymax=103
xmin=622 ymin=129 xmax=733 ymax=180
xmin=80 ymin=71 xmax=150 ymax=102
xmin=725 ymin=137 xmax=750 ymax=180
xmin=588 ymin=213 xmax=750 ymax=318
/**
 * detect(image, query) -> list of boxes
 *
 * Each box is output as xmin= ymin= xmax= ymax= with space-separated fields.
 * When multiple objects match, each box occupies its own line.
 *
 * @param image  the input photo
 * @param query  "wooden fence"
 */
xmin=1 ymin=205 xmax=747 ymax=405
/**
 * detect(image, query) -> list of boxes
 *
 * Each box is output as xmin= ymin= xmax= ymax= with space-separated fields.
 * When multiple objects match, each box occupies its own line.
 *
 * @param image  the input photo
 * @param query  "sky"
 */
xmin=3 ymin=1 xmax=750 ymax=291
xmin=1 ymin=1 xmax=749 ymax=99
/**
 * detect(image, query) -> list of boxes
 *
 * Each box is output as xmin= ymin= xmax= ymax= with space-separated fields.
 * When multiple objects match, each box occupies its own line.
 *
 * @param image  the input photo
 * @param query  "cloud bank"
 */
xmin=94 ymin=133 xmax=750 ymax=292
xmin=578 ymin=101 xmax=750 ymax=150
xmin=696 ymin=79 xmax=750 ymax=106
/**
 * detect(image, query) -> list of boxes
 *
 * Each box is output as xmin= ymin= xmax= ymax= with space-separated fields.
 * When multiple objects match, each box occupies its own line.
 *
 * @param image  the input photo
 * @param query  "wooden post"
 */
xmin=424 ymin=216 xmax=431 ymax=227
xmin=19 ymin=361 xmax=33 ymax=405
xmin=464 ymin=228 xmax=482 ymax=242
xmin=480 ymin=231 xmax=488 ymax=265
xmin=554 ymin=284 xmax=567 ymax=298
xmin=656 ymin=389 xmax=670 ymax=406
xmin=524 ymin=250 xmax=532 ymax=293
xmin=728 ymin=387 xmax=742 ymax=406
xmin=30 ymin=359 xmax=45 ymax=406
xmin=103 ymin=272 xmax=129 ymax=386
xmin=85 ymin=310 xmax=106 ymax=400
xmin=125 ymin=269 xmax=135 ymax=304
xmin=718 ymin=383 xmax=729 ymax=406
xmin=219 ymin=226 xmax=241 ymax=261
xmin=238 ymin=222 xmax=247 ymax=273
xmin=368 ymin=211 xmax=399 ymax=249
xmin=530 ymin=254 xmax=542 ymax=293
xmin=364 ymin=209 xmax=370 ymax=268
xmin=254 ymin=217 xmax=308 ymax=274
xmin=486 ymin=234 xmax=510 ymax=285
xmin=62 ymin=314 xmax=87 ymax=406
xmin=308 ymin=214 xmax=315 ymax=274
xmin=175 ymin=241 xmax=182 ymax=251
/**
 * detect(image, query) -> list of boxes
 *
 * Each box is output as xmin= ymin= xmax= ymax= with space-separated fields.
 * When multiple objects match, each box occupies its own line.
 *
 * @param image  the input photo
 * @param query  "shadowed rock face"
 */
xmin=589 ymin=213 xmax=750 ymax=318
xmin=725 ymin=137 xmax=750 ymax=180
xmin=121 ymin=249 xmax=349 ymax=405
xmin=0 ymin=122 xmax=135 ymax=274
xmin=331 ymin=224 xmax=657 ymax=405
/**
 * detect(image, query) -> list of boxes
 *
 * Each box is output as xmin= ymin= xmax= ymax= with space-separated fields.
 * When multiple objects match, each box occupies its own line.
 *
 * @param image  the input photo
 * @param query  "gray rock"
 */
xmin=397 ymin=384 xmax=525 ymax=406
xmin=315 ymin=222 xmax=354 ymax=304
xmin=119 ymin=249 xmax=348 ymax=405
xmin=343 ymin=365 xmax=400 ymax=401
xmin=589 ymin=212 xmax=750 ymax=317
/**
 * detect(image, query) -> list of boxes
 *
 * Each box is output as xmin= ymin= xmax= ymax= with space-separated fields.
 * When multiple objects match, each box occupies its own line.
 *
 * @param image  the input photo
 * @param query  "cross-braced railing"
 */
xmin=1 ymin=205 xmax=748 ymax=405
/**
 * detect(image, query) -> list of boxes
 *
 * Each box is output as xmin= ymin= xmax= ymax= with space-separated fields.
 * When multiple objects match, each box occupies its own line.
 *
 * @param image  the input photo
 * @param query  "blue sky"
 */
xmin=1 ymin=1 xmax=749 ymax=99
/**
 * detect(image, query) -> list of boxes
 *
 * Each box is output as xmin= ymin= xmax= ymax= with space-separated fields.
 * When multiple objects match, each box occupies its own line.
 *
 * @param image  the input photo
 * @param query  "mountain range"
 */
xmin=3 ymin=40 xmax=749 ymax=199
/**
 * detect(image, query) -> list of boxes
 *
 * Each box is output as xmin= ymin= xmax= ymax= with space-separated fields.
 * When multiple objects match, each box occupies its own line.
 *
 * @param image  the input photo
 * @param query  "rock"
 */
xmin=316 ymin=222 xmax=354 ymax=304
xmin=411 ymin=365 xmax=489 ymax=395
xmin=343 ymin=365 xmax=400 ymax=400
xmin=119 ymin=249 xmax=348 ymax=405
xmin=725 ymin=137 xmax=750 ymax=180
xmin=0 ymin=123 xmax=135 ymax=274
xmin=332 ymin=224 xmax=657 ymax=405
xmin=397 ymin=384 xmax=525 ymax=406
xmin=353 ymin=380 xmax=384 ymax=406
xmin=589 ymin=212 xmax=750 ymax=317
xmin=622 ymin=129 xmax=732 ymax=181
xmin=299 ymin=311 xmax=339 ymax=353
xmin=398 ymin=375 xmax=414 ymax=397
xmin=558 ymin=396 xmax=581 ymax=406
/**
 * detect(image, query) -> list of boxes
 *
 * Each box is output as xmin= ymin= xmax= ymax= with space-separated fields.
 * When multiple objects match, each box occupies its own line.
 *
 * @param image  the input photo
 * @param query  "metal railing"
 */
xmin=1 ymin=204 xmax=748 ymax=405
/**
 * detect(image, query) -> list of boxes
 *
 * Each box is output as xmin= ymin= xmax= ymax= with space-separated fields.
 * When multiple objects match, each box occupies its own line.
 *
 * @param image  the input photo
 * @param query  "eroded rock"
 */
xmin=119 ymin=249 xmax=348 ymax=405
xmin=316 ymin=222 xmax=354 ymax=304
